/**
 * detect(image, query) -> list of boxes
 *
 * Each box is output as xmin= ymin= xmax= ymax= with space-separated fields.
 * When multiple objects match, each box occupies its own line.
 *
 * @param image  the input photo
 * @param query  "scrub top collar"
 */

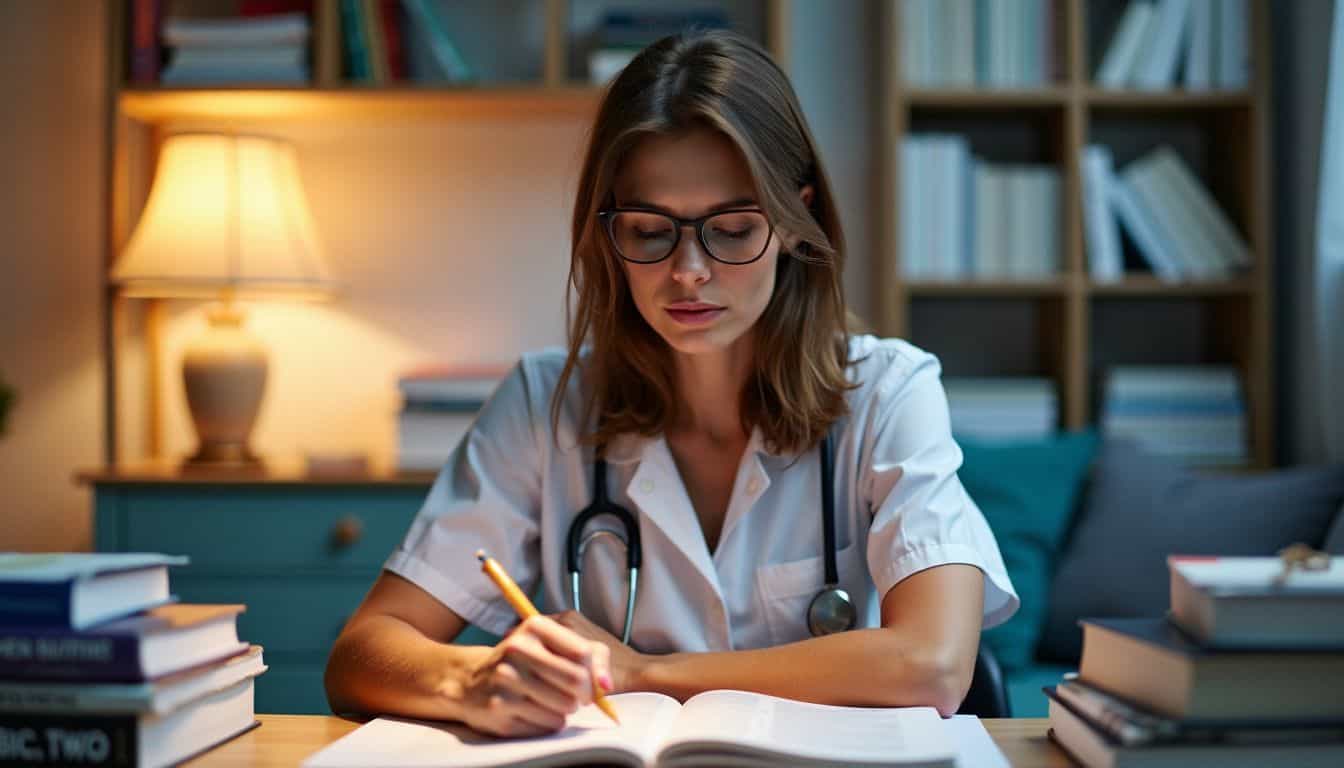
xmin=596 ymin=426 xmax=781 ymax=621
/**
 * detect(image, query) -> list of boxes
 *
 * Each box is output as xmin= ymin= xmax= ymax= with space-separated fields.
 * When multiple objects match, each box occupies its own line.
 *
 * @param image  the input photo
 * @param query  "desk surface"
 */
xmin=189 ymin=714 xmax=1072 ymax=767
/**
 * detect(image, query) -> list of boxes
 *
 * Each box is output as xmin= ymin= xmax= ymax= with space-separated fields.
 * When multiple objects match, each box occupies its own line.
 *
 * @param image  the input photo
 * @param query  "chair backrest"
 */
xmin=956 ymin=645 xmax=1011 ymax=718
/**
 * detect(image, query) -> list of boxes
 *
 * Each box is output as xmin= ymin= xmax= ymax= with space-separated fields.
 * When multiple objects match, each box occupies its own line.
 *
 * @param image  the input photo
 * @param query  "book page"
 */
xmin=655 ymin=690 xmax=954 ymax=767
xmin=302 ymin=692 xmax=680 ymax=768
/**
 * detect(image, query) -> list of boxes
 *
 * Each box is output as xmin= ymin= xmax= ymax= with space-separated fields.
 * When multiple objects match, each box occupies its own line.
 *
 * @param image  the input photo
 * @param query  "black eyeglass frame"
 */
xmin=597 ymin=207 xmax=776 ymax=265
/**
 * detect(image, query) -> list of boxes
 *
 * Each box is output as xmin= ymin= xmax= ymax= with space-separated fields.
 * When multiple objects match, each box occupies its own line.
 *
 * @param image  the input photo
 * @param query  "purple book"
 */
xmin=0 ymin=604 xmax=246 ymax=683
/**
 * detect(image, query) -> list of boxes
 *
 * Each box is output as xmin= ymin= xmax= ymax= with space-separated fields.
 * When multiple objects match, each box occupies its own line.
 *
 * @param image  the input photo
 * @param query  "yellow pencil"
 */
xmin=476 ymin=549 xmax=620 ymax=725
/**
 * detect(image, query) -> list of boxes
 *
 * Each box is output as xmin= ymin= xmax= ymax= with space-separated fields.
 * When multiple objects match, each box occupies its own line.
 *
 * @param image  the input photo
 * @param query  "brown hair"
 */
xmin=554 ymin=29 xmax=855 ymax=455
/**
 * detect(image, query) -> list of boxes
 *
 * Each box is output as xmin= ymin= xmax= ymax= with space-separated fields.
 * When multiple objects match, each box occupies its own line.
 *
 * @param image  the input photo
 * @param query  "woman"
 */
xmin=325 ymin=29 xmax=1017 ymax=737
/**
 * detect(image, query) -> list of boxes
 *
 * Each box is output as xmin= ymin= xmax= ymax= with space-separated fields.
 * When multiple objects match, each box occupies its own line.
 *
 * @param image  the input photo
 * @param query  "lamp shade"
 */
xmin=112 ymin=133 xmax=335 ymax=298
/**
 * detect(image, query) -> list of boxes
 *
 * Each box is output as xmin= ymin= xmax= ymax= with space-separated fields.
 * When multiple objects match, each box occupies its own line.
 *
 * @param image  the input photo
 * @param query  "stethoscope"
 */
xmin=565 ymin=432 xmax=856 ymax=644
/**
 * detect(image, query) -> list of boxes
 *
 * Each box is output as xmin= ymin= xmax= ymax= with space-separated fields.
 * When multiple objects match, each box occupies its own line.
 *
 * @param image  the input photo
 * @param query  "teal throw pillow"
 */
xmin=957 ymin=430 xmax=1098 ymax=669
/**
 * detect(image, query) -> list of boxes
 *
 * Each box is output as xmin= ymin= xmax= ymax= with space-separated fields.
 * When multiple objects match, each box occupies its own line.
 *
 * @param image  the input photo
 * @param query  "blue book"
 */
xmin=0 ymin=553 xmax=187 ymax=630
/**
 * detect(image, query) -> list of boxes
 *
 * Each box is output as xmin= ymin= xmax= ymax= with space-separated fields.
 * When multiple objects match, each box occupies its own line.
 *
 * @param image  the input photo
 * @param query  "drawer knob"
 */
xmin=330 ymin=516 xmax=364 ymax=549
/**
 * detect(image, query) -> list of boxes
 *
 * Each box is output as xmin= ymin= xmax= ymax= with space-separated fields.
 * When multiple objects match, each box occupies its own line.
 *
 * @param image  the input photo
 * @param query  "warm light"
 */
xmin=112 ymin=133 xmax=335 ymax=298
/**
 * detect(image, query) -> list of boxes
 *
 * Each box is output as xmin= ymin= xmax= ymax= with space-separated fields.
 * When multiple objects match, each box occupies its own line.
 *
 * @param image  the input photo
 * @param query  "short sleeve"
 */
xmin=383 ymin=360 xmax=544 ymax=637
xmin=861 ymin=349 xmax=1020 ymax=630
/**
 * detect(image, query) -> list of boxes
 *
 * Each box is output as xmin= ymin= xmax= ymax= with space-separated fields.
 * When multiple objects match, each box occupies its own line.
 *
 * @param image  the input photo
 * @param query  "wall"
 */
xmin=0 ymin=1 xmax=108 ymax=551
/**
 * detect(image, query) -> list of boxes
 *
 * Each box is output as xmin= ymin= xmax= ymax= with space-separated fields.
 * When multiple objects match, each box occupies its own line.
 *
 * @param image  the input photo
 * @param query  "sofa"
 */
xmin=959 ymin=434 xmax=1344 ymax=717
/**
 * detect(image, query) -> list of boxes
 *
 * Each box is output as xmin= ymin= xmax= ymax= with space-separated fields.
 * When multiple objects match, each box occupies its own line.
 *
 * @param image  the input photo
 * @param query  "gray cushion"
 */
xmin=1037 ymin=440 xmax=1344 ymax=663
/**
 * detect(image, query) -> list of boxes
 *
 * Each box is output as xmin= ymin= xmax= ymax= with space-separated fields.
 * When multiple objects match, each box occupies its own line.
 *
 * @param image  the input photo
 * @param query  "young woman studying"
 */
xmin=325 ymin=29 xmax=1018 ymax=738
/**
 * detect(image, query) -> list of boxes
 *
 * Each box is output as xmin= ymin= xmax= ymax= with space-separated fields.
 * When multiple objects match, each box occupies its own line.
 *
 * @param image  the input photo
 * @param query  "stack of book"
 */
xmin=1081 ymin=144 xmax=1250 ymax=283
xmin=900 ymin=0 xmax=1054 ymax=88
xmin=0 ymin=553 xmax=265 ymax=767
xmin=1046 ymin=553 xmax=1344 ymax=766
xmin=901 ymin=135 xmax=1060 ymax=280
xmin=396 ymin=365 xmax=507 ymax=471
xmin=158 ymin=10 xmax=311 ymax=85
xmin=944 ymin=378 xmax=1058 ymax=441
xmin=1095 ymin=0 xmax=1249 ymax=91
xmin=1100 ymin=366 xmax=1247 ymax=466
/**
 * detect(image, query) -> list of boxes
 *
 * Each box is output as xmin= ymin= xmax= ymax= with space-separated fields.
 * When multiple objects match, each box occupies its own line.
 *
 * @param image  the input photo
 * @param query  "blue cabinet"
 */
xmin=86 ymin=468 xmax=499 ymax=714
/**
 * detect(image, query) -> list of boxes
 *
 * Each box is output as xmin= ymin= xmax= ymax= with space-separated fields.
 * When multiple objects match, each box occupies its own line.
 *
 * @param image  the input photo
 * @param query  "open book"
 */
xmin=302 ymin=690 xmax=957 ymax=768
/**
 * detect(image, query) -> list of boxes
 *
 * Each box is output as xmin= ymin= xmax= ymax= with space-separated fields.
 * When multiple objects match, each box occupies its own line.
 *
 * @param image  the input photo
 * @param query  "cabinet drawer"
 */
xmin=120 ymin=487 xmax=424 ymax=572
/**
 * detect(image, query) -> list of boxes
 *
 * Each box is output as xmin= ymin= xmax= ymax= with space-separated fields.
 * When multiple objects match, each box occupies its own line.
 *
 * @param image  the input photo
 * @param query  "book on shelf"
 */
xmin=1132 ymin=0 xmax=1192 ymax=91
xmin=0 ymin=603 xmax=248 ymax=683
xmin=1168 ymin=555 xmax=1344 ymax=649
xmin=1077 ymin=617 xmax=1344 ymax=722
xmin=1101 ymin=366 xmax=1247 ymax=465
xmin=1102 ymin=145 xmax=1249 ymax=283
xmin=0 ymin=645 xmax=264 ymax=716
xmin=302 ymin=689 xmax=958 ymax=768
xmin=157 ymin=9 xmax=312 ymax=85
xmin=0 ymin=553 xmax=186 ymax=630
xmin=401 ymin=0 xmax=474 ymax=83
xmin=1082 ymin=145 xmax=1125 ymax=281
xmin=944 ymin=377 xmax=1058 ymax=441
xmin=360 ymin=0 xmax=390 ymax=84
xmin=1046 ymin=687 xmax=1344 ymax=768
xmin=901 ymin=0 xmax=1051 ymax=88
xmin=128 ymin=0 xmax=163 ymax=84
xmin=1095 ymin=0 xmax=1249 ymax=91
xmin=398 ymin=364 xmax=508 ymax=404
xmin=161 ymin=11 xmax=310 ymax=48
xmin=398 ymin=407 xmax=478 ymax=471
xmin=0 ymin=678 xmax=259 ymax=768
xmin=395 ymin=364 xmax=505 ymax=471
xmin=900 ymin=135 xmax=1060 ymax=280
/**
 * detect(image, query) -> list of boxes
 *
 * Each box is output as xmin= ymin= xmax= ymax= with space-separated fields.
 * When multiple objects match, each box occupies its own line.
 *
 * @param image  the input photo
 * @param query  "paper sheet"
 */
xmin=946 ymin=716 xmax=1010 ymax=768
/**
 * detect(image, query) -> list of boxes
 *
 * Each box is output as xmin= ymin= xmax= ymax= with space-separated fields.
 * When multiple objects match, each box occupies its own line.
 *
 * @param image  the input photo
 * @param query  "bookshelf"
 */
xmin=101 ymin=0 xmax=787 ymax=463
xmin=878 ymin=0 xmax=1274 ymax=468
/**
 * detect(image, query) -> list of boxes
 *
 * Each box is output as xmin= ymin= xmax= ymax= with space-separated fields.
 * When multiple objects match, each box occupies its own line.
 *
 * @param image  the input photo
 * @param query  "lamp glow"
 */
xmin=111 ymin=133 xmax=335 ymax=467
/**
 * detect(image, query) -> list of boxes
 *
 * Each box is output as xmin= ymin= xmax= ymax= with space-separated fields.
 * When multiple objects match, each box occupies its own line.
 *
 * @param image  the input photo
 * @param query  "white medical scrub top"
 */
xmin=384 ymin=335 xmax=1019 ymax=653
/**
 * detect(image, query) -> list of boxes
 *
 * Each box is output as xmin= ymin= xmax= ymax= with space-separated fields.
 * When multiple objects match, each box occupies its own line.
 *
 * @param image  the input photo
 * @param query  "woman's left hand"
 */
xmin=549 ymin=610 xmax=648 ymax=694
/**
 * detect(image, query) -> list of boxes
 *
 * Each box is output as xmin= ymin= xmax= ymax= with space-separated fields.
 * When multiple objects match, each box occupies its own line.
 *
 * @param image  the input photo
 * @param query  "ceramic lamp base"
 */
xmin=181 ymin=304 xmax=267 ymax=469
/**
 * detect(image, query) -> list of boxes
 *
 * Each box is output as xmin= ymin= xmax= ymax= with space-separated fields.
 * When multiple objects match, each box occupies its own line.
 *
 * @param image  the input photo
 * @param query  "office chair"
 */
xmin=956 ymin=645 xmax=1011 ymax=718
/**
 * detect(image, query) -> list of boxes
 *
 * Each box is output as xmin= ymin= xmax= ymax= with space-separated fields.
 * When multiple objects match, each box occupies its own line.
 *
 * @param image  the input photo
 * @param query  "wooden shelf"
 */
xmin=1084 ymin=88 xmax=1253 ymax=109
xmin=904 ymin=87 xmax=1070 ymax=109
xmin=1088 ymin=278 xmax=1256 ymax=296
xmin=118 ymin=86 xmax=603 ymax=123
xmin=882 ymin=0 xmax=1273 ymax=464
xmin=903 ymin=279 xmax=1073 ymax=297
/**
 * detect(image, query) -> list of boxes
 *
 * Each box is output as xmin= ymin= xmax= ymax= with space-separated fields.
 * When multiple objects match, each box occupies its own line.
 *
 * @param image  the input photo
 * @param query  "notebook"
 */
xmin=302 ymin=690 xmax=957 ymax=768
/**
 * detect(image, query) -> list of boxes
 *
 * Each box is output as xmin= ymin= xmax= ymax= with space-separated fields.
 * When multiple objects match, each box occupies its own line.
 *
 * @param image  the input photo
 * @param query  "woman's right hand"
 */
xmin=458 ymin=615 xmax=613 ymax=737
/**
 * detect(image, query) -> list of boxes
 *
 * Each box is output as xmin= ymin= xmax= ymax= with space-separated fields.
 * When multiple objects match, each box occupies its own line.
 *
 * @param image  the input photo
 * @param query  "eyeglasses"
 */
xmin=598 ymin=207 xmax=774 ymax=265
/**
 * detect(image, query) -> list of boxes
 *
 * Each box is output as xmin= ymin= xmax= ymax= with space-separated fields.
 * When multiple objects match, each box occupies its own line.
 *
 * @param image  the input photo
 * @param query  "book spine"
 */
xmin=401 ymin=0 xmax=473 ymax=82
xmin=128 ymin=0 xmax=161 ymax=84
xmin=379 ymin=0 xmax=406 ymax=80
xmin=339 ymin=0 xmax=369 ymax=81
xmin=0 ymin=583 xmax=74 ymax=628
xmin=0 ymin=712 xmax=138 ymax=767
xmin=360 ymin=0 xmax=389 ymax=84
xmin=0 ymin=631 xmax=145 ymax=683
xmin=1097 ymin=1 xmax=1154 ymax=87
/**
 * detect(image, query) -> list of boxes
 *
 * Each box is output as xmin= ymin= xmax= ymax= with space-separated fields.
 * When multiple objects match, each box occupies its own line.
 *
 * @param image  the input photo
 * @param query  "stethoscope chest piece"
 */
xmin=807 ymin=586 xmax=857 ymax=636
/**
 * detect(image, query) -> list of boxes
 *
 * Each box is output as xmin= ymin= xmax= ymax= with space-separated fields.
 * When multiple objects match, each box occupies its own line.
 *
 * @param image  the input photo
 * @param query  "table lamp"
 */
xmin=111 ymin=133 xmax=335 ymax=468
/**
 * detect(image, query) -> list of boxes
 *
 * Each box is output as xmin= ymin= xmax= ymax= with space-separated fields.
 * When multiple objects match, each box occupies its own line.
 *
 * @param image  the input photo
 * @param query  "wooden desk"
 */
xmin=189 ymin=714 xmax=1073 ymax=767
